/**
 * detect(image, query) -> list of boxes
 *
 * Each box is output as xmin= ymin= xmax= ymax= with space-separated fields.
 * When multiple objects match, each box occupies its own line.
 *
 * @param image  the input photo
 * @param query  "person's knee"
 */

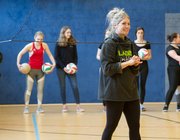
xmin=26 ymin=90 xmax=32 ymax=96
xmin=129 ymin=121 xmax=140 ymax=130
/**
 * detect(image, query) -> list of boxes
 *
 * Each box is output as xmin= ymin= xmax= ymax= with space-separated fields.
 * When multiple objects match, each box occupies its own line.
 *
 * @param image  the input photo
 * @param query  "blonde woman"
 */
xmin=98 ymin=8 xmax=141 ymax=140
xmin=17 ymin=31 xmax=56 ymax=114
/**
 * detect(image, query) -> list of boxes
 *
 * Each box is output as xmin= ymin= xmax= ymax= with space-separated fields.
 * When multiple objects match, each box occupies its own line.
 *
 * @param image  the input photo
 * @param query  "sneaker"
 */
xmin=176 ymin=105 xmax=180 ymax=112
xmin=103 ymin=106 xmax=106 ymax=112
xmin=76 ymin=107 xmax=85 ymax=112
xmin=62 ymin=106 xmax=68 ymax=113
xmin=140 ymin=104 xmax=146 ymax=111
xmin=36 ymin=107 xmax=44 ymax=113
xmin=23 ymin=107 xmax=29 ymax=114
xmin=162 ymin=105 xmax=168 ymax=112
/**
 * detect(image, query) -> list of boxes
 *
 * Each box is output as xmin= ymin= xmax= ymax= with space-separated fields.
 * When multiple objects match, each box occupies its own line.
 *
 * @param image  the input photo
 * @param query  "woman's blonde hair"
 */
xmin=106 ymin=7 xmax=129 ymax=33
xmin=57 ymin=26 xmax=76 ymax=47
xmin=34 ymin=31 xmax=44 ymax=38
xmin=106 ymin=7 xmax=121 ymax=24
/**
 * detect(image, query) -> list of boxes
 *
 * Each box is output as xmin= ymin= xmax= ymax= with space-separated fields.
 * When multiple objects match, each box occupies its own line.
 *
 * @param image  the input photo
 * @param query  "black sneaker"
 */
xmin=162 ymin=105 xmax=168 ymax=112
xmin=176 ymin=105 xmax=180 ymax=112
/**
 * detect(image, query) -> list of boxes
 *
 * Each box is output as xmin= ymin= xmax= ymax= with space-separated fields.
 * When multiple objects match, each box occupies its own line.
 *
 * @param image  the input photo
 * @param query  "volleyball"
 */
xmin=42 ymin=62 xmax=52 ymax=74
xmin=138 ymin=48 xmax=148 ymax=60
xmin=19 ymin=63 xmax=31 ymax=74
xmin=65 ymin=63 xmax=78 ymax=74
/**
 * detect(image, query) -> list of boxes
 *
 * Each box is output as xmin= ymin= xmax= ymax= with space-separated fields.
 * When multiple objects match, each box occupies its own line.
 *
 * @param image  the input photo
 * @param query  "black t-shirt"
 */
xmin=134 ymin=41 xmax=151 ymax=53
xmin=166 ymin=45 xmax=180 ymax=67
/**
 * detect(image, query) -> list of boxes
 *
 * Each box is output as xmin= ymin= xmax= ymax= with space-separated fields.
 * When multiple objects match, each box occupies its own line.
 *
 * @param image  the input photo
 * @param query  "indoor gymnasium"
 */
xmin=0 ymin=0 xmax=180 ymax=140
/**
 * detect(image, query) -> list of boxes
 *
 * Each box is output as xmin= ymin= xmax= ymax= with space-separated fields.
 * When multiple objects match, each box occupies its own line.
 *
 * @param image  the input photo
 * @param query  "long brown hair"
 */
xmin=106 ymin=8 xmax=129 ymax=33
xmin=57 ymin=26 xmax=76 ymax=47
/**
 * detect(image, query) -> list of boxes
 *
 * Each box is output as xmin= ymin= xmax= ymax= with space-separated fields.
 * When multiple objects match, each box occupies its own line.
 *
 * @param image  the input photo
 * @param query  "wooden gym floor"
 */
xmin=0 ymin=103 xmax=180 ymax=140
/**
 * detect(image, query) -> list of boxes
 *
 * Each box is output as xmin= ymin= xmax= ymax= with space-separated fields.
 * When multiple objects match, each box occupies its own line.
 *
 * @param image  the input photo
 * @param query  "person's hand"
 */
xmin=63 ymin=67 xmax=69 ymax=74
xmin=128 ymin=58 xmax=136 ymax=66
xmin=141 ymin=54 xmax=149 ymax=60
xmin=128 ymin=55 xmax=142 ymax=66
xmin=17 ymin=64 xmax=21 ymax=71
xmin=51 ymin=64 xmax=56 ymax=71
xmin=47 ymin=64 xmax=55 ymax=74
xmin=133 ymin=56 xmax=142 ymax=66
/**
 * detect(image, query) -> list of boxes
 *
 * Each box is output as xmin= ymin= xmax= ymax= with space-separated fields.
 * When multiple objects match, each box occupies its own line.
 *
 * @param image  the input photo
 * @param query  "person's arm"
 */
xmin=129 ymin=55 xmax=142 ymax=75
xmin=121 ymin=55 xmax=141 ymax=69
xmin=101 ymin=46 xmax=141 ymax=77
xmin=143 ymin=42 xmax=152 ymax=60
xmin=147 ymin=42 xmax=152 ymax=60
xmin=100 ymin=40 xmax=121 ymax=76
xmin=146 ymin=49 xmax=152 ymax=60
xmin=96 ymin=48 xmax=101 ymax=60
xmin=168 ymin=50 xmax=180 ymax=62
xmin=16 ymin=43 xmax=31 ymax=69
xmin=143 ymin=49 xmax=152 ymax=60
xmin=43 ymin=43 xmax=56 ymax=70
xmin=101 ymin=40 xmax=141 ymax=76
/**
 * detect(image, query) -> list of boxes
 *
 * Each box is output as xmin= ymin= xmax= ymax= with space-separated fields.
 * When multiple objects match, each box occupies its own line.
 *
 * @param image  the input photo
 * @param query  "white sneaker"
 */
xmin=76 ymin=107 xmax=85 ymax=112
xmin=36 ymin=107 xmax=44 ymax=113
xmin=23 ymin=107 xmax=29 ymax=114
xmin=62 ymin=107 xmax=68 ymax=113
xmin=62 ymin=105 xmax=69 ymax=113
xmin=140 ymin=104 xmax=146 ymax=111
xmin=103 ymin=106 xmax=106 ymax=112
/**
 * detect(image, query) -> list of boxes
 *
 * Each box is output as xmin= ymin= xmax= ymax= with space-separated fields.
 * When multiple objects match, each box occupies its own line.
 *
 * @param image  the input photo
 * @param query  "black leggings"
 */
xmin=102 ymin=100 xmax=141 ymax=140
xmin=165 ymin=66 xmax=180 ymax=105
xmin=137 ymin=61 xmax=148 ymax=104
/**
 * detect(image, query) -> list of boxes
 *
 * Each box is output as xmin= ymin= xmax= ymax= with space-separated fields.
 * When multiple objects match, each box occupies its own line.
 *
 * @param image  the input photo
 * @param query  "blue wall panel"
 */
xmin=0 ymin=0 xmax=180 ymax=104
